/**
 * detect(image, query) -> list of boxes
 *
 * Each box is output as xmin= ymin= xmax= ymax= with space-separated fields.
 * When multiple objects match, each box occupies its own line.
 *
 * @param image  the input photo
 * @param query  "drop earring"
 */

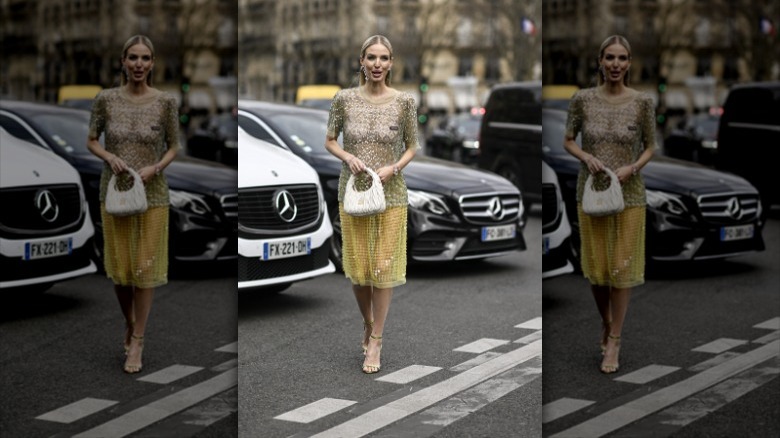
xmin=363 ymin=66 xmax=369 ymax=82
xmin=600 ymin=66 xmax=606 ymax=82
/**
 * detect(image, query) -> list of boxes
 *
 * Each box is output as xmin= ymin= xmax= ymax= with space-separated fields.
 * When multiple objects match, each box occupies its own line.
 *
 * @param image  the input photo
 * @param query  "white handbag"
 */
xmin=105 ymin=168 xmax=148 ymax=217
xmin=582 ymin=167 xmax=624 ymax=217
xmin=343 ymin=168 xmax=386 ymax=217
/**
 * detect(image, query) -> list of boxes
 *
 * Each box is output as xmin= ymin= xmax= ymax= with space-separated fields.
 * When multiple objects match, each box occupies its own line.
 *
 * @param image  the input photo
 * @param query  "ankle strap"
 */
xmin=370 ymin=334 xmax=382 ymax=340
xmin=608 ymin=334 xmax=620 ymax=340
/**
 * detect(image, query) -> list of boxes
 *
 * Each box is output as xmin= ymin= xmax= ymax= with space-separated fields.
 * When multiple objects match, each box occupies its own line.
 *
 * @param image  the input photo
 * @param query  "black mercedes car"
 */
xmin=237 ymin=99 xmax=527 ymax=271
xmin=0 ymin=100 xmax=238 ymax=266
xmin=542 ymin=107 xmax=765 ymax=267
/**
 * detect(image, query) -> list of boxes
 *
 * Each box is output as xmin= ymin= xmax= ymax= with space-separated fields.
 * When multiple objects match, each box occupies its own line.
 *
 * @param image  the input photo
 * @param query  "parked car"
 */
xmin=1 ymin=127 xmax=97 ymax=292
xmin=663 ymin=110 xmax=720 ymax=165
xmin=296 ymin=84 xmax=341 ymax=110
xmin=426 ymin=110 xmax=483 ymax=165
xmin=238 ymin=129 xmax=335 ymax=292
xmin=187 ymin=111 xmax=239 ymax=167
xmin=237 ymin=99 xmax=527 ymax=271
xmin=542 ymin=160 xmax=575 ymax=279
xmin=477 ymin=81 xmax=542 ymax=208
xmin=0 ymin=99 xmax=238 ymax=266
xmin=542 ymin=107 xmax=765 ymax=267
xmin=716 ymin=81 xmax=780 ymax=207
xmin=542 ymin=84 xmax=579 ymax=111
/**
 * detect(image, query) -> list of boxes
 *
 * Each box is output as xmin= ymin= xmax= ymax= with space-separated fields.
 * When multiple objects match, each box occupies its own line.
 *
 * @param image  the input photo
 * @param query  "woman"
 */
xmin=87 ymin=35 xmax=180 ymax=374
xmin=563 ymin=35 xmax=656 ymax=374
xmin=324 ymin=35 xmax=418 ymax=374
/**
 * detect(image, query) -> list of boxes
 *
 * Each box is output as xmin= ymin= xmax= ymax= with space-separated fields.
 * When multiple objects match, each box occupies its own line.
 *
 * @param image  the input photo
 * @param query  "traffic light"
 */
xmin=417 ymin=106 xmax=428 ymax=125
xmin=181 ymin=76 xmax=191 ymax=94
xmin=657 ymin=76 xmax=667 ymax=94
xmin=419 ymin=76 xmax=429 ymax=94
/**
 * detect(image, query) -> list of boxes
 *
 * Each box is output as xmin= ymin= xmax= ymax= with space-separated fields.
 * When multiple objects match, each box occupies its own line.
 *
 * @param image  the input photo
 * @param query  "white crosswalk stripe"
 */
xmin=36 ymin=398 xmax=118 ymax=424
xmin=453 ymin=337 xmax=510 ymax=353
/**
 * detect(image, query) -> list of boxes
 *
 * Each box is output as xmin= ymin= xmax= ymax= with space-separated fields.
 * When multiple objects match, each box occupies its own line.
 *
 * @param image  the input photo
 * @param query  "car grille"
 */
xmin=220 ymin=193 xmax=238 ymax=228
xmin=542 ymin=183 xmax=559 ymax=229
xmin=697 ymin=192 xmax=761 ymax=225
xmin=239 ymin=245 xmax=330 ymax=281
xmin=239 ymin=184 xmax=321 ymax=235
xmin=0 ymin=184 xmax=84 ymax=237
xmin=459 ymin=192 xmax=521 ymax=225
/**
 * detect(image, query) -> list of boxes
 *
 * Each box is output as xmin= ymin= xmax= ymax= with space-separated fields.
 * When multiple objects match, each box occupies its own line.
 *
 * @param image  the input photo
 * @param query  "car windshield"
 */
xmin=542 ymin=109 xmax=578 ymax=153
xmin=266 ymin=110 xmax=337 ymax=154
xmin=30 ymin=111 xmax=101 ymax=154
xmin=691 ymin=115 xmax=719 ymax=138
xmin=451 ymin=114 xmax=482 ymax=138
xmin=214 ymin=113 xmax=238 ymax=138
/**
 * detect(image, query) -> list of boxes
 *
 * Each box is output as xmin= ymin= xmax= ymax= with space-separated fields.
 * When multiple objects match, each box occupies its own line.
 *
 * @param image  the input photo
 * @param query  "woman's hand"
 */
xmin=584 ymin=155 xmax=604 ymax=174
xmin=376 ymin=166 xmax=395 ymax=184
xmin=347 ymin=156 xmax=366 ymax=174
xmin=107 ymin=155 xmax=128 ymax=175
xmin=615 ymin=165 xmax=634 ymax=185
xmin=138 ymin=165 xmax=158 ymax=184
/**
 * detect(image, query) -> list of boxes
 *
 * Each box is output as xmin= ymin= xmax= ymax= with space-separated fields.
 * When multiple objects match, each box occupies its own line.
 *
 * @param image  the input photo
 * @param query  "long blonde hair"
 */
xmin=121 ymin=35 xmax=155 ymax=86
xmin=597 ymin=35 xmax=632 ymax=86
xmin=359 ymin=35 xmax=394 ymax=86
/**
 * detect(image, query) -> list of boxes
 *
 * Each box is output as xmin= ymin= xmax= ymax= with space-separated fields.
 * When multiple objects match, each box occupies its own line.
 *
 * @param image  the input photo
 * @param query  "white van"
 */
xmin=0 ymin=128 xmax=97 ymax=292
xmin=237 ymin=127 xmax=335 ymax=292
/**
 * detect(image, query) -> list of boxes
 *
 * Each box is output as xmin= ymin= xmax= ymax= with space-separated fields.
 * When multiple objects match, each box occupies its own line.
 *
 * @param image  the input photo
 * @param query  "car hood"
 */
xmin=309 ymin=152 xmax=518 ymax=196
xmin=239 ymin=132 xmax=319 ymax=188
xmin=1 ymin=130 xmax=81 ymax=188
xmin=545 ymin=151 xmax=758 ymax=196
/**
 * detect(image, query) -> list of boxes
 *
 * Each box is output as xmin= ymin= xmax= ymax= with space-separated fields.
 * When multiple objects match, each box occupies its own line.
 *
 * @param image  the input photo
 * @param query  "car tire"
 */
xmin=329 ymin=205 xmax=344 ymax=272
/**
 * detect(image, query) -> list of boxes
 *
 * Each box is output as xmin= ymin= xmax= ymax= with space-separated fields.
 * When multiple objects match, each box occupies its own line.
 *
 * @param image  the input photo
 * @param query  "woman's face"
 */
xmin=123 ymin=43 xmax=154 ymax=85
xmin=600 ymin=43 xmax=630 ymax=84
xmin=361 ymin=43 xmax=393 ymax=84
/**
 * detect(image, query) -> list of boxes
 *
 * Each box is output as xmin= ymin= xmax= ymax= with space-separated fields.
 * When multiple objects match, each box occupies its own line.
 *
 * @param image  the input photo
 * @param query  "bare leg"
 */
xmin=115 ymin=285 xmax=135 ymax=351
xmin=602 ymin=287 xmax=631 ymax=373
xmin=591 ymin=284 xmax=611 ymax=352
xmin=353 ymin=285 xmax=373 ymax=351
xmin=363 ymin=287 xmax=393 ymax=373
xmin=125 ymin=287 xmax=154 ymax=373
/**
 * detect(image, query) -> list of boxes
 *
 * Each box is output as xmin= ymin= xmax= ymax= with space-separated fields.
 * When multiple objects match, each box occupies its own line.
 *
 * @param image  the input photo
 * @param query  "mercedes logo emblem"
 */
xmin=35 ymin=189 xmax=59 ymax=222
xmin=487 ymin=196 xmax=504 ymax=221
xmin=726 ymin=197 xmax=743 ymax=220
xmin=274 ymin=190 xmax=297 ymax=223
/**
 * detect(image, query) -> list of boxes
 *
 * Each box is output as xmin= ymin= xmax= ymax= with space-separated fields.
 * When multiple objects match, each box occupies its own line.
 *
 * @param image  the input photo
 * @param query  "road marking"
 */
xmin=375 ymin=365 xmax=442 ymax=384
xmin=377 ymin=357 xmax=542 ymax=437
xmin=215 ymin=342 xmax=237 ymax=353
xmin=72 ymin=368 xmax=237 ymax=438
xmin=274 ymin=398 xmax=357 ymax=424
xmin=691 ymin=338 xmax=747 ymax=354
xmin=514 ymin=330 xmax=542 ymax=344
xmin=688 ymin=351 xmax=741 ymax=372
xmin=309 ymin=340 xmax=542 ymax=438
xmin=614 ymin=365 xmax=680 ymax=384
xmin=449 ymin=351 xmax=503 ymax=372
xmin=212 ymin=358 xmax=238 ymax=372
xmin=543 ymin=398 xmax=595 ymax=423
xmin=549 ymin=340 xmax=779 ymax=438
xmin=36 ymin=398 xmax=118 ymax=424
xmin=137 ymin=364 xmax=204 ymax=384
xmin=753 ymin=330 xmax=780 ymax=344
xmin=516 ymin=317 xmax=542 ymax=330
xmin=753 ymin=317 xmax=780 ymax=330
xmin=453 ymin=338 xmax=510 ymax=353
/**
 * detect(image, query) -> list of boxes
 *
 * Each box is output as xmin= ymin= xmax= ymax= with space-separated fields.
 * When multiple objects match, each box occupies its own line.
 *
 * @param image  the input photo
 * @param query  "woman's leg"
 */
xmin=602 ymin=287 xmax=631 ymax=373
xmin=363 ymin=287 xmax=392 ymax=373
xmin=115 ymin=285 xmax=135 ymax=351
xmin=353 ymin=284 xmax=374 ymax=350
xmin=124 ymin=287 xmax=154 ymax=373
xmin=591 ymin=284 xmax=611 ymax=351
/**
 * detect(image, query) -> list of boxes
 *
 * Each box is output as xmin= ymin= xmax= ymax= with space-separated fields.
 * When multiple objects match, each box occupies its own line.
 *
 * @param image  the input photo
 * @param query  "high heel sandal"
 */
xmin=124 ymin=335 xmax=144 ymax=374
xmin=362 ymin=320 xmax=374 ymax=355
xmin=600 ymin=320 xmax=612 ymax=355
xmin=123 ymin=320 xmax=135 ymax=355
xmin=600 ymin=334 xmax=620 ymax=374
xmin=362 ymin=334 xmax=382 ymax=374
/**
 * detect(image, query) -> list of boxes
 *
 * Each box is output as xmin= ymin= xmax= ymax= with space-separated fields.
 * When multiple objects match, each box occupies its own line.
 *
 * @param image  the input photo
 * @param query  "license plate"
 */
xmin=481 ymin=225 xmax=516 ymax=242
xmin=24 ymin=238 xmax=73 ymax=260
xmin=543 ymin=237 xmax=550 ymax=255
xmin=262 ymin=238 xmax=311 ymax=261
xmin=720 ymin=224 xmax=754 ymax=241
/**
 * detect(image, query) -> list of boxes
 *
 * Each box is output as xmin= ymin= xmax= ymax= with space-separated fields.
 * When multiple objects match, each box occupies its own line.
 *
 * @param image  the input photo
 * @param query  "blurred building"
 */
xmin=239 ymin=0 xmax=541 ymax=115
xmin=543 ymin=0 xmax=779 ymax=114
xmin=0 ymin=0 xmax=237 ymax=115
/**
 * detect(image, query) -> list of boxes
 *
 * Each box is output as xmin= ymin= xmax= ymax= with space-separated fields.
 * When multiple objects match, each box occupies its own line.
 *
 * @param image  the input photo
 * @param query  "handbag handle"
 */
xmin=348 ymin=168 xmax=382 ymax=191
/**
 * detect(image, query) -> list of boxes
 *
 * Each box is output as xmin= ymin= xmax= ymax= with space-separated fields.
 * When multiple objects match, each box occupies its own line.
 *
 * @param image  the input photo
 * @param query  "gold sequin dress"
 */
xmin=89 ymin=87 xmax=180 ymax=288
xmin=565 ymin=87 xmax=656 ymax=288
xmin=327 ymin=87 xmax=419 ymax=288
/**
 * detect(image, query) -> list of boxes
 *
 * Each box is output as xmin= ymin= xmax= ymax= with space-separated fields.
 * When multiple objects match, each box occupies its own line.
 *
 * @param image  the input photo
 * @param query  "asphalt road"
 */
xmin=237 ymin=213 xmax=543 ymax=438
xmin=542 ymin=210 xmax=780 ymax=437
xmin=0 ymin=261 xmax=238 ymax=438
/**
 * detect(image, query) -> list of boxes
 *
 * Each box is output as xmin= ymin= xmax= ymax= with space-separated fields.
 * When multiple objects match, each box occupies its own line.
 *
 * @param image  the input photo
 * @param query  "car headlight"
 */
xmin=462 ymin=140 xmax=479 ymax=149
xmin=169 ymin=189 xmax=212 ymax=216
xmin=701 ymin=139 xmax=717 ymax=150
xmin=646 ymin=190 xmax=688 ymax=216
xmin=408 ymin=190 xmax=452 ymax=216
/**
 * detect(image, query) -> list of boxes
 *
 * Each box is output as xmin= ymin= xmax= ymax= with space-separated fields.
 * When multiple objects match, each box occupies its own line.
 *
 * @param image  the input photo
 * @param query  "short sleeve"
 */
xmin=163 ymin=93 xmax=181 ymax=152
xmin=564 ymin=91 xmax=583 ymax=140
xmin=327 ymin=90 xmax=345 ymax=139
xmin=402 ymin=94 xmax=419 ymax=151
xmin=640 ymin=94 xmax=657 ymax=153
xmin=88 ymin=91 xmax=107 ymax=140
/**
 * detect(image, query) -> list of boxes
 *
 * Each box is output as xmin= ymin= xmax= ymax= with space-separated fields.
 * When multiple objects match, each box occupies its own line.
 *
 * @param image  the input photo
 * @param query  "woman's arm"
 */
xmin=87 ymin=137 xmax=128 ymax=175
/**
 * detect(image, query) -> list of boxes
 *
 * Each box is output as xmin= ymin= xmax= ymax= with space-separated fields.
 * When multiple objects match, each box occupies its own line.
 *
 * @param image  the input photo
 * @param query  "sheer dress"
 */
xmin=327 ymin=87 xmax=419 ymax=288
xmin=565 ymin=87 xmax=656 ymax=288
xmin=89 ymin=87 xmax=180 ymax=288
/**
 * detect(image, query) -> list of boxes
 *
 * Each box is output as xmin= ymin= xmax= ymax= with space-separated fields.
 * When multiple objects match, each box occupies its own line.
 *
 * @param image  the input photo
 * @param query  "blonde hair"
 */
xmin=598 ymin=35 xmax=632 ymax=86
xmin=121 ymin=35 xmax=155 ymax=86
xmin=359 ymin=35 xmax=394 ymax=86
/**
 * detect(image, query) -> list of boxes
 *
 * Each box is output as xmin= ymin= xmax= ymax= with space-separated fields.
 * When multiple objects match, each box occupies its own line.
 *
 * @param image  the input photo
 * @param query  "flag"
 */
xmin=760 ymin=17 xmax=776 ymax=36
xmin=521 ymin=17 xmax=537 ymax=36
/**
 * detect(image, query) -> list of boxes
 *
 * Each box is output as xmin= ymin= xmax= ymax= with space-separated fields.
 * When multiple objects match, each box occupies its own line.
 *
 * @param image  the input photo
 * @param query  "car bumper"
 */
xmin=237 ymin=214 xmax=335 ymax=289
xmin=169 ymin=209 xmax=237 ymax=262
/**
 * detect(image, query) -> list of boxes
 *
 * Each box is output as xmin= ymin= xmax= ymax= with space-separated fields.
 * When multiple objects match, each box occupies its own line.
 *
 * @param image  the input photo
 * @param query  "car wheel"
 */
xmin=329 ymin=205 xmax=344 ymax=272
